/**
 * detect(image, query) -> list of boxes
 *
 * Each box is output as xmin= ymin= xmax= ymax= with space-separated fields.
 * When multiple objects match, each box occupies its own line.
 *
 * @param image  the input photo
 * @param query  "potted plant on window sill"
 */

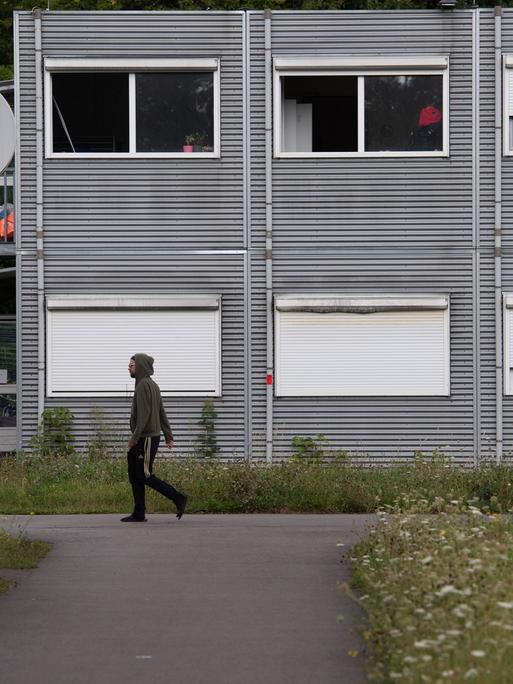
xmin=183 ymin=132 xmax=206 ymax=153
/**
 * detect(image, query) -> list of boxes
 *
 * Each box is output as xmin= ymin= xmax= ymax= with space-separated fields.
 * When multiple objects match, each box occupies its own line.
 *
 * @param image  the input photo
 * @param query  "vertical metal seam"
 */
xmin=472 ymin=8 xmax=481 ymax=465
xmin=264 ymin=9 xmax=273 ymax=463
xmin=495 ymin=5 xmax=503 ymax=465
xmin=14 ymin=12 xmax=22 ymax=451
xmin=242 ymin=11 xmax=253 ymax=461
xmin=33 ymin=8 xmax=45 ymax=431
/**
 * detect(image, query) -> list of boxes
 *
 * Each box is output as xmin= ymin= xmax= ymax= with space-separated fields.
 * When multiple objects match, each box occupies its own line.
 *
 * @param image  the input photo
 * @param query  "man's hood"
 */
xmin=131 ymin=353 xmax=154 ymax=383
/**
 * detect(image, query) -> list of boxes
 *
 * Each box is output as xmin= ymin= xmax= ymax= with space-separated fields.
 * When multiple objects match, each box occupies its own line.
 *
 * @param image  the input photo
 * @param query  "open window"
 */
xmin=45 ymin=59 xmax=220 ymax=158
xmin=274 ymin=294 xmax=450 ymax=396
xmin=274 ymin=56 xmax=449 ymax=158
xmin=46 ymin=295 xmax=222 ymax=396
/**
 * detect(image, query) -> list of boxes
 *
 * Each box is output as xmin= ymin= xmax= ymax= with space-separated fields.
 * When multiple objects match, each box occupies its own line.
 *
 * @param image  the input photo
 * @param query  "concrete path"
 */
xmin=0 ymin=514 xmax=375 ymax=684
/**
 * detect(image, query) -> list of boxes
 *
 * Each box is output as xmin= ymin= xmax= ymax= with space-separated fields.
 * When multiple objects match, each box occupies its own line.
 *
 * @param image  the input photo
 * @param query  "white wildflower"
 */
xmin=437 ymin=585 xmax=458 ymax=597
xmin=442 ymin=671 xmax=455 ymax=678
xmin=464 ymin=669 xmax=478 ymax=679
xmin=414 ymin=640 xmax=432 ymax=650
xmin=403 ymin=656 xmax=417 ymax=664
xmin=389 ymin=674 xmax=402 ymax=680
xmin=421 ymin=655 xmax=432 ymax=662
xmin=421 ymin=556 xmax=433 ymax=565
xmin=470 ymin=650 xmax=485 ymax=658
xmin=498 ymin=601 xmax=513 ymax=609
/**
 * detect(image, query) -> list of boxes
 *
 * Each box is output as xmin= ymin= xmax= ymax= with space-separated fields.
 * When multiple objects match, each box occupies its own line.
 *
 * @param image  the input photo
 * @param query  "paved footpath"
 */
xmin=0 ymin=514 xmax=375 ymax=684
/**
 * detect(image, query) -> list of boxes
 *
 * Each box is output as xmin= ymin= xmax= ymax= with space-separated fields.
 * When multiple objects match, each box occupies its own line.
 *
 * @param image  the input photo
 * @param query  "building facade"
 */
xmin=13 ymin=8 xmax=513 ymax=462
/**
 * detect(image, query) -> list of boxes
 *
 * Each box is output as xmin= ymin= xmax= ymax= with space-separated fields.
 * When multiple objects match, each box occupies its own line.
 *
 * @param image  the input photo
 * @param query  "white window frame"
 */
xmin=46 ymin=295 xmax=222 ymax=397
xmin=44 ymin=58 xmax=221 ymax=159
xmin=274 ymin=293 xmax=451 ymax=397
xmin=273 ymin=56 xmax=449 ymax=159
xmin=503 ymin=56 xmax=513 ymax=156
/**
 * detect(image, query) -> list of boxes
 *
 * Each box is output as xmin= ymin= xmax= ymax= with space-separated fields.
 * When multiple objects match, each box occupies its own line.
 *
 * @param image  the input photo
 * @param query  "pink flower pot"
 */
xmin=183 ymin=145 xmax=193 ymax=153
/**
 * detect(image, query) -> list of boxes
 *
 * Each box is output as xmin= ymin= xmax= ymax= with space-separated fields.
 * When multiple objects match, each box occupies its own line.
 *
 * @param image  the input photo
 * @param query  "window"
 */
xmin=274 ymin=294 xmax=450 ymax=396
xmin=45 ymin=59 xmax=220 ymax=158
xmin=274 ymin=56 xmax=448 ymax=157
xmin=504 ymin=57 xmax=513 ymax=155
xmin=46 ymin=295 xmax=222 ymax=396
xmin=503 ymin=294 xmax=513 ymax=394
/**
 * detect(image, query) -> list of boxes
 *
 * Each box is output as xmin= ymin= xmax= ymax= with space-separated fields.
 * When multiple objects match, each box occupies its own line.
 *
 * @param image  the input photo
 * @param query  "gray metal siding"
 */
xmin=41 ymin=12 xmax=245 ymax=251
xmin=42 ymin=252 xmax=246 ymax=455
xmin=261 ymin=11 xmax=476 ymax=462
xmin=16 ymin=10 xmax=505 ymax=462
xmin=270 ymin=251 xmax=474 ymax=462
xmin=499 ymin=10 xmax=513 ymax=458
xmin=17 ymin=12 xmax=248 ymax=456
xmin=269 ymin=11 xmax=474 ymax=252
xmin=478 ymin=11 xmax=497 ymax=460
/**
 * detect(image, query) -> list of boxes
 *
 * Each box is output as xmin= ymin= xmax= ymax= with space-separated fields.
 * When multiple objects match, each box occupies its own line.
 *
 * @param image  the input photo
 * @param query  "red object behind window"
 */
xmin=0 ymin=211 xmax=14 ymax=241
xmin=266 ymin=374 xmax=273 ymax=385
xmin=418 ymin=106 xmax=442 ymax=128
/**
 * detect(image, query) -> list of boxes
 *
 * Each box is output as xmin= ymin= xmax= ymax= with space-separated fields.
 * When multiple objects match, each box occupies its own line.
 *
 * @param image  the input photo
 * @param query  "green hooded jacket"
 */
xmin=129 ymin=353 xmax=173 ymax=443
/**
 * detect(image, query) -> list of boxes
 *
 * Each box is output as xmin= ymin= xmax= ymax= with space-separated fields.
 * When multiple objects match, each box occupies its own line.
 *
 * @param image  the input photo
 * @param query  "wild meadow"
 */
xmin=350 ymin=497 xmax=513 ymax=683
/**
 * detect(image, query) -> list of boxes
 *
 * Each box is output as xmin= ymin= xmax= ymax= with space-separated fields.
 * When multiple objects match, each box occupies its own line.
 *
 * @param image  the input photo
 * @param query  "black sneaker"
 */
xmin=120 ymin=515 xmax=147 ymax=522
xmin=176 ymin=495 xmax=188 ymax=520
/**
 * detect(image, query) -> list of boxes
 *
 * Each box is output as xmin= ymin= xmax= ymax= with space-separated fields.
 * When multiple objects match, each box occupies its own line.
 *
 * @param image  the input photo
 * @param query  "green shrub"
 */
xmin=194 ymin=399 xmax=219 ymax=458
xmin=30 ymin=407 xmax=75 ymax=459
xmin=291 ymin=433 xmax=328 ymax=459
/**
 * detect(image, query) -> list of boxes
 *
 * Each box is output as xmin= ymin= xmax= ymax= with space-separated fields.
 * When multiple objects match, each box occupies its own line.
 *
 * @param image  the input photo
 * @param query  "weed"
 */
xmin=30 ymin=407 xmax=75 ymax=459
xmin=194 ymin=399 xmax=219 ymax=459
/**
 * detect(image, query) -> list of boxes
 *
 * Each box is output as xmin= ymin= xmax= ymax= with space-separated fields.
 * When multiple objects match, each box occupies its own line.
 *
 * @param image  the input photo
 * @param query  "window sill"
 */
xmin=275 ymin=151 xmax=449 ymax=159
xmin=46 ymin=152 xmax=220 ymax=160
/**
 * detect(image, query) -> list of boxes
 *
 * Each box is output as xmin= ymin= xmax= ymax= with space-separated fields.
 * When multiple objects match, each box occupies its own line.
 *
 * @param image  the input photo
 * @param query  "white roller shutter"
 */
xmin=47 ymin=296 xmax=221 ymax=397
xmin=275 ymin=296 xmax=449 ymax=396
xmin=503 ymin=62 xmax=513 ymax=154
xmin=503 ymin=294 xmax=513 ymax=395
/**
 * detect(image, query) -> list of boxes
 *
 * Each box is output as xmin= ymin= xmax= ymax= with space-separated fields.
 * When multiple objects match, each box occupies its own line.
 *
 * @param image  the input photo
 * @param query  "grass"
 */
xmin=0 ymin=525 xmax=52 ymax=594
xmin=349 ymin=498 xmax=513 ymax=683
xmin=2 ymin=452 xmax=513 ymax=515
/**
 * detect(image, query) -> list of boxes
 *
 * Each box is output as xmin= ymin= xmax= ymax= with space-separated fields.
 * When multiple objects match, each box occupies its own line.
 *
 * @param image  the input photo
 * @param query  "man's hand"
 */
xmin=166 ymin=438 xmax=174 ymax=449
xmin=127 ymin=438 xmax=136 ymax=450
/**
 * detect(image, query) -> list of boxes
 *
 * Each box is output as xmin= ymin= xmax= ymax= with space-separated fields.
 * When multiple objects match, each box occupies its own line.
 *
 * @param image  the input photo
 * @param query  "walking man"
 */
xmin=122 ymin=353 xmax=188 ymax=523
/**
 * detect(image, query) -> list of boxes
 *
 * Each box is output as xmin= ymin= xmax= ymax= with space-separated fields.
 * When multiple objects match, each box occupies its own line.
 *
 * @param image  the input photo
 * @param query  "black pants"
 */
xmin=127 ymin=436 xmax=184 ymax=518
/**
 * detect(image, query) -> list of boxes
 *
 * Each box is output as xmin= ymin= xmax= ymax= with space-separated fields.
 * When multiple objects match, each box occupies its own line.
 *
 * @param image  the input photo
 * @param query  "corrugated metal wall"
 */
xmin=258 ymin=10 xmax=477 ymax=462
xmin=15 ymin=9 xmax=506 ymax=462
xmin=16 ymin=11 xmax=248 ymax=455
xmin=499 ymin=10 xmax=513 ymax=461
xmin=478 ymin=10 xmax=497 ymax=462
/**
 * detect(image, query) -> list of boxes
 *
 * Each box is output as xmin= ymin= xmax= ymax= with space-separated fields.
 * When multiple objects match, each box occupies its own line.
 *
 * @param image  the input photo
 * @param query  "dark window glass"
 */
xmin=0 ymin=318 xmax=15 ymax=383
xmin=0 ymin=395 xmax=15 ymax=428
xmin=282 ymin=76 xmax=357 ymax=153
xmin=52 ymin=73 xmax=129 ymax=153
xmin=136 ymin=73 xmax=214 ymax=153
xmin=365 ymin=75 xmax=443 ymax=152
